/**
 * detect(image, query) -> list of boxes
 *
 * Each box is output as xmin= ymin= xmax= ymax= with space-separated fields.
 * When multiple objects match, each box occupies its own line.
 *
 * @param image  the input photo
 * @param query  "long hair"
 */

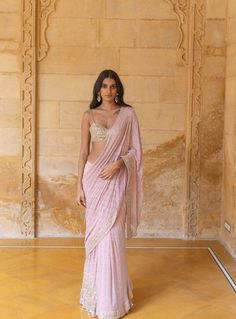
xmin=89 ymin=69 xmax=132 ymax=109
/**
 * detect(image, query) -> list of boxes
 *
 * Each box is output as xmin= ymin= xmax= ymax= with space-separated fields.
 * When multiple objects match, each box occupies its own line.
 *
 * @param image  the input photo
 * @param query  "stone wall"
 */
xmin=0 ymin=0 xmax=22 ymax=237
xmin=0 ymin=0 xmax=234 ymax=257
xmin=37 ymin=0 xmax=186 ymax=237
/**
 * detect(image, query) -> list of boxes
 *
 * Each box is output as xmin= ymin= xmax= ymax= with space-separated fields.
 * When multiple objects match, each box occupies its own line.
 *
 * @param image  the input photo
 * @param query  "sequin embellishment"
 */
xmin=89 ymin=122 xmax=108 ymax=142
xmin=89 ymin=108 xmax=121 ymax=143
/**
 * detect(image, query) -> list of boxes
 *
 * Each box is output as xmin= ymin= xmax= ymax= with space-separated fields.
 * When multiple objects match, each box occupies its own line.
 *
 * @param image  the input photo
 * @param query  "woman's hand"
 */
xmin=76 ymin=188 xmax=86 ymax=208
xmin=98 ymin=159 xmax=124 ymax=180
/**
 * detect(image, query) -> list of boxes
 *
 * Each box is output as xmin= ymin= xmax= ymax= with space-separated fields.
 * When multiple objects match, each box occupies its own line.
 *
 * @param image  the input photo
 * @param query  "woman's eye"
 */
xmin=101 ymin=84 xmax=117 ymax=89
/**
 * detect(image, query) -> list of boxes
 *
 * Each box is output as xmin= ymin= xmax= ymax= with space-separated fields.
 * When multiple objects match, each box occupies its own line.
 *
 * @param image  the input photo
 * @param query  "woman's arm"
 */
xmin=77 ymin=110 xmax=91 ymax=193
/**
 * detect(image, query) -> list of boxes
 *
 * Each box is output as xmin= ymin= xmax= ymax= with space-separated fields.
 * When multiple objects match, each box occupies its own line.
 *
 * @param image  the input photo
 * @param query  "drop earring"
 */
xmin=97 ymin=94 xmax=101 ymax=102
xmin=115 ymin=94 xmax=119 ymax=103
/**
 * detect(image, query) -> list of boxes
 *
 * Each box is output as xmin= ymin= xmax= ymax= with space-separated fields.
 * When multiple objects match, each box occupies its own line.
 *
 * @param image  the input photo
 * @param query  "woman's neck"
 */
xmin=100 ymin=101 xmax=120 ymax=110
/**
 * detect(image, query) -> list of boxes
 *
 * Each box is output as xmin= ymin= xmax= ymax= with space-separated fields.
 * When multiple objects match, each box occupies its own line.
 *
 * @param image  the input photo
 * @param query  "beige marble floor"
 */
xmin=0 ymin=238 xmax=235 ymax=318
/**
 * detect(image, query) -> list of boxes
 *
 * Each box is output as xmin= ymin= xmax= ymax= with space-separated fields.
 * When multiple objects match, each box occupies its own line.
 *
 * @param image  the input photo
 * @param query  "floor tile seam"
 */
xmin=208 ymin=247 xmax=236 ymax=293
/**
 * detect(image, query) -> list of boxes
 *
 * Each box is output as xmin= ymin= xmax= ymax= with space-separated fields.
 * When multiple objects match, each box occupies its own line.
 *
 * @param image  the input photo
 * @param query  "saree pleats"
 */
xmin=80 ymin=193 xmax=133 ymax=318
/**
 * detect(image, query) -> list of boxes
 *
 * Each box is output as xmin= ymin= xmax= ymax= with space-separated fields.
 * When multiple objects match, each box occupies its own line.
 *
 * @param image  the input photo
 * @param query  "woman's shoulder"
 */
xmin=83 ymin=109 xmax=91 ymax=119
xmin=122 ymin=105 xmax=136 ymax=116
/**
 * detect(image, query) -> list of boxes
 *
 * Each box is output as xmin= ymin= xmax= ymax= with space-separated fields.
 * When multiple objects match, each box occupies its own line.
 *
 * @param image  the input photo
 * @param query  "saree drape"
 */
xmin=79 ymin=106 xmax=143 ymax=319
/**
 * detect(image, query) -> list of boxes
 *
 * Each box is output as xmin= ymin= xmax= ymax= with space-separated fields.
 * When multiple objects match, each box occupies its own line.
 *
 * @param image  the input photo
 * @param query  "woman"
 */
xmin=76 ymin=69 xmax=143 ymax=319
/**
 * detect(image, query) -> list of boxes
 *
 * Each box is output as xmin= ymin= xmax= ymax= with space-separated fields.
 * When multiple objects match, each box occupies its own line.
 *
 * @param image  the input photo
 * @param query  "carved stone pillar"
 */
xmin=20 ymin=0 xmax=56 ymax=237
xmin=165 ymin=0 xmax=206 ymax=239
xmin=184 ymin=0 xmax=206 ymax=239
xmin=21 ymin=0 xmax=37 ymax=237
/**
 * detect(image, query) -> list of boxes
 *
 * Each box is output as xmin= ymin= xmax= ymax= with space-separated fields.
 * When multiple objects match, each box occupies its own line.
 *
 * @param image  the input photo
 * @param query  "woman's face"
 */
xmin=99 ymin=78 xmax=118 ymax=102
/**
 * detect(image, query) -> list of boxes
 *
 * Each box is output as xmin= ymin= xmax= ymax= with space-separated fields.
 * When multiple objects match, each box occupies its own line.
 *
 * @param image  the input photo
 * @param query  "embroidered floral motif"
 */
xmin=80 ymin=271 xmax=134 ymax=319
xmin=97 ymin=299 xmax=134 ymax=319
xmin=80 ymin=271 xmax=97 ymax=316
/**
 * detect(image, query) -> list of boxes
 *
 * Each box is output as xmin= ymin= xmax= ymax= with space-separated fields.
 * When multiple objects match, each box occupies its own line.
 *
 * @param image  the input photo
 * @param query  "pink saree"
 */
xmin=79 ymin=106 xmax=143 ymax=319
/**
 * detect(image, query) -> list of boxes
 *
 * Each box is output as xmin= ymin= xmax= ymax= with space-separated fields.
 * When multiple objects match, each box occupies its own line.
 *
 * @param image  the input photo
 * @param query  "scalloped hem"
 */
xmin=80 ymin=298 xmax=134 ymax=319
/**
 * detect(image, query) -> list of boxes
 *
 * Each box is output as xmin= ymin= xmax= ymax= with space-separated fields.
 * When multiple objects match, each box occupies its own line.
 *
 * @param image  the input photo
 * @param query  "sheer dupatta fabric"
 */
xmin=79 ymin=106 xmax=143 ymax=319
xmin=120 ymin=107 xmax=143 ymax=238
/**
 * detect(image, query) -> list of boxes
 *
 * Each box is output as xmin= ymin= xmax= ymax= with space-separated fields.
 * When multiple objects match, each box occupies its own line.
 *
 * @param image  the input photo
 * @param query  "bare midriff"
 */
xmin=87 ymin=141 xmax=106 ymax=164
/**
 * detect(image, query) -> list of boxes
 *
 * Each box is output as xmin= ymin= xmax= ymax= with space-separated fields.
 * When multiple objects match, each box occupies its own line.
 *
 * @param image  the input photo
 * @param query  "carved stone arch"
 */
xmin=20 ymin=0 xmax=206 ymax=239
xmin=37 ymin=0 xmax=57 ymax=62
xmin=164 ymin=0 xmax=188 ymax=66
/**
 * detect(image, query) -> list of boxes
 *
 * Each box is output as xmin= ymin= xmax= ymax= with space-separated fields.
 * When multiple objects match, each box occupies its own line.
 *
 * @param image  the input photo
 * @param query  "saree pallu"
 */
xmin=79 ymin=106 xmax=143 ymax=319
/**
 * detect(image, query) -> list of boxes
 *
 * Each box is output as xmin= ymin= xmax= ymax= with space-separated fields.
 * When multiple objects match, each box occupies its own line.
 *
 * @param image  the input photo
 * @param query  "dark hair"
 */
xmin=89 ymin=69 xmax=132 ymax=109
